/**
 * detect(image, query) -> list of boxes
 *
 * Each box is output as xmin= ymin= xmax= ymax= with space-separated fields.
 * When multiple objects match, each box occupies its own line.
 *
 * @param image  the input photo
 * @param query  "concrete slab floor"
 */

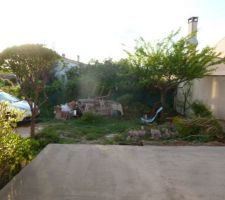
xmin=1 ymin=145 xmax=225 ymax=200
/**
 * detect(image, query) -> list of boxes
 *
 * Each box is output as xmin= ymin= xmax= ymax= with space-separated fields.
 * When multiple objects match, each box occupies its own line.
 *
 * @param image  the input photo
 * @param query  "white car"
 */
xmin=0 ymin=91 xmax=38 ymax=121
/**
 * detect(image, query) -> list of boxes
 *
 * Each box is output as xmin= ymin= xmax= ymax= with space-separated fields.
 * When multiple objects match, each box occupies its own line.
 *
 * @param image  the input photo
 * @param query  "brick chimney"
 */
xmin=188 ymin=16 xmax=198 ymax=45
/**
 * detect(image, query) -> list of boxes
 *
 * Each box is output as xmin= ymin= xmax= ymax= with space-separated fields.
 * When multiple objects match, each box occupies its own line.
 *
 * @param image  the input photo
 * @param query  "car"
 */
xmin=0 ymin=91 xmax=39 ymax=121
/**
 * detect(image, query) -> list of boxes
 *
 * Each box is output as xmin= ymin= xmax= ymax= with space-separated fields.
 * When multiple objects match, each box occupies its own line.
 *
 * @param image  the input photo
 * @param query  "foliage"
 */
xmin=0 ymin=44 xmax=60 ymax=137
xmin=42 ymin=58 xmax=148 ymax=119
xmin=0 ymin=78 xmax=13 ymax=86
xmin=122 ymin=102 xmax=149 ymax=119
xmin=0 ymin=102 xmax=33 ymax=189
xmin=75 ymin=59 xmax=132 ymax=98
xmin=126 ymin=31 xmax=224 ymax=108
xmin=43 ymin=58 xmax=172 ymax=119
xmin=173 ymin=116 xmax=224 ymax=142
xmin=62 ymin=59 xmax=141 ymax=100
xmin=34 ymin=128 xmax=61 ymax=149
xmin=191 ymin=101 xmax=212 ymax=117
xmin=80 ymin=112 xmax=103 ymax=124
xmin=116 ymin=94 xmax=134 ymax=105
xmin=0 ymin=78 xmax=21 ymax=97
xmin=35 ymin=117 xmax=140 ymax=145
xmin=39 ymin=79 xmax=64 ymax=119
xmin=0 ymin=85 xmax=21 ymax=97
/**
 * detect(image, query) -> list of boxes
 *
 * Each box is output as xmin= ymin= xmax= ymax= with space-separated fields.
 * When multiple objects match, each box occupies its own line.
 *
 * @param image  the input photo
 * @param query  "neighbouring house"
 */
xmin=175 ymin=17 xmax=225 ymax=120
xmin=54 ymin=54 xmax=85 ymax=82
xmin=0 ymin=54 xmax=85 ymax=84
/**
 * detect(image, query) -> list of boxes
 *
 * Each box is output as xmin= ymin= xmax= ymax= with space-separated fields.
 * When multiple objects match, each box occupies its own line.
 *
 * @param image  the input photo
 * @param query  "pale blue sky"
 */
xmin=0 ymin=0 xmax=225 ymax=62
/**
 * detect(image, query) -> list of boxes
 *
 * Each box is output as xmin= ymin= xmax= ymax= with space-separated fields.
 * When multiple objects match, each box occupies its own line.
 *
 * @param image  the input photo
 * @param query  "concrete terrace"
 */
xmin=1 ymin=145 xmax=225 ymax=200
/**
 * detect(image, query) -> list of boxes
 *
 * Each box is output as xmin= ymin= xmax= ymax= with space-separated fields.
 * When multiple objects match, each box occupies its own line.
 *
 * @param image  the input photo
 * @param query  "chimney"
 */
xmin=188 ymin=16 xmax=198 ymax=45
xmin=77 ymin=55 xmax=80 ymax=62
xmin=62 ymin=53 xmax=66 ymax=58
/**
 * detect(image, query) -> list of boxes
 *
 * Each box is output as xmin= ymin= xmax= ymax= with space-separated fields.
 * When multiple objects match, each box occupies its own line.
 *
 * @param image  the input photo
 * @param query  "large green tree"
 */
xmin=126 ymin=32 xmax=224 ymax=108
xmin=0 ymin=44 xmax=60 ymax=137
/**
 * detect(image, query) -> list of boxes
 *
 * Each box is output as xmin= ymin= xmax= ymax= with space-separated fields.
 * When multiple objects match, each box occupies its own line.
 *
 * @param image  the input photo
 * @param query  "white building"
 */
xmin=54 ymin=55 xmax=84 ymax=82
xmin=176 ymin=17 xmax=225 ymax=120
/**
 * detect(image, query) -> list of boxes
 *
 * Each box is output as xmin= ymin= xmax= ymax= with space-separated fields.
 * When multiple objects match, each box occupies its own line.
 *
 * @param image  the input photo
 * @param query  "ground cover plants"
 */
xmin=34 ymin=110 xmax=225 ymax=149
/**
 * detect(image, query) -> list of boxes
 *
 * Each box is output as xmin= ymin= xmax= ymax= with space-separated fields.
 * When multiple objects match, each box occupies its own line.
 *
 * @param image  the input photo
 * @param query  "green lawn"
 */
xmin=36 ymin=116 xmax=142 ymax=147
xmin=34 ymin=113 xmax=225 ymax=151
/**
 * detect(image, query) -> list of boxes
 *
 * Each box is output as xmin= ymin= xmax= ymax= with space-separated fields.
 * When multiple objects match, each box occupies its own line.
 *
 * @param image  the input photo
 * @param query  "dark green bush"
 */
xmin=35 ymin=128 xmax=61 ymax=149
xmin=116 ymin=94 xmax=134 ymax=105
xmin=80 ymin=112 xmax=103 ymax=123
xmin=123 ymin=102 xmax=149 ymax=119
xmin=191 ymin=101 xmax=212 ymax=117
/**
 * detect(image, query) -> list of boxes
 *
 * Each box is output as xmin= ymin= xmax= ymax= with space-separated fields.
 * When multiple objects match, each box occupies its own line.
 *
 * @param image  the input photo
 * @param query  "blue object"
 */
xmin=141 ymin=106 xmax=163 ymax=123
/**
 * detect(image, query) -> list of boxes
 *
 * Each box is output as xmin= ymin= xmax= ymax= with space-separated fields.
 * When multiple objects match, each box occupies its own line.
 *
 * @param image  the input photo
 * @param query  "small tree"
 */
xmin=0 ymin=44 xmax=60 ymax=137
xmin=126 ymin=32 xmax=224 ymax=108
xmin=175 ymin=81 xmax=193 ymax=115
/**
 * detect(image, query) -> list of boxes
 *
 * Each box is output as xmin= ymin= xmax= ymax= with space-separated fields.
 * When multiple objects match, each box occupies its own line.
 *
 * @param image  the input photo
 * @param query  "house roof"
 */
xmin=63 ymin=57 xmax=86 ymax=67
xmin=63 ymin=57 xmax=79 ymax=65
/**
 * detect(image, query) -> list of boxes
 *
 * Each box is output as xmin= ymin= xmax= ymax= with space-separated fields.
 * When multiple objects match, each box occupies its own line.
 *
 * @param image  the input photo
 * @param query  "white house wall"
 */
xmin=192 ymin=76 xmax=225 ymax=119
xmin=54 ymin=59 xmax=79 ymax=82
xmin=176 ymin=76 xmax=225 ymax=120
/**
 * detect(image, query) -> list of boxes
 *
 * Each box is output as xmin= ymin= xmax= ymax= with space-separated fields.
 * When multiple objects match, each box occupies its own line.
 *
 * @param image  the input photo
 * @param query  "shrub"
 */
xmin=80 ymin=112 xmax=103 ymax=123
xmin=191 ymin=101 xmax=212 ymax=117
xmin=173 ymin=116 xmax=224 ymax=141
xmin=0 ymin=134 xmax=33 ymax=188
xmin=116 ymin=94 xmax=134 ymax=105
xmin=0 ymin=78 xmax=13 ymax=86
xmin=0 ymin=84 xmax=21 ymax=98
xmin=122 ymin=102 xmax=149 ymax=118
xmin=35 ymin=128 xmax=60 ymax=149
xmin=0 ymin=102 xmax=33 ymax=189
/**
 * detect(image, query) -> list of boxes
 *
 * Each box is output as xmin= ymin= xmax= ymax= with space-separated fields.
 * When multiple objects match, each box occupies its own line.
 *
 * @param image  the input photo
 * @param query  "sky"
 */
xmin=0 ymin=0 xmax=225 ymax=63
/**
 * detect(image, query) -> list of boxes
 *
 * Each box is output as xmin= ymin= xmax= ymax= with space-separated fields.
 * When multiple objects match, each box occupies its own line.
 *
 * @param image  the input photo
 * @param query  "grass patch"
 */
xmin=35 ymin=117 xmax=141 ymax=147
xmin=35 ymin=115 xmax=225 ymax=149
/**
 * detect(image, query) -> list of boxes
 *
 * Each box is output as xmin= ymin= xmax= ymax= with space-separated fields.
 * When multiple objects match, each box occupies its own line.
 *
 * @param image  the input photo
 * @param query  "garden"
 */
xmin=0 ymin=32 xmax=225 ymax=189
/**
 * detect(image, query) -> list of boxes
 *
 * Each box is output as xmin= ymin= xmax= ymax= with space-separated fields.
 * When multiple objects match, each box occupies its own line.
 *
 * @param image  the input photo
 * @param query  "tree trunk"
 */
xmin=30 ymin=108 xmax=36 ymax=138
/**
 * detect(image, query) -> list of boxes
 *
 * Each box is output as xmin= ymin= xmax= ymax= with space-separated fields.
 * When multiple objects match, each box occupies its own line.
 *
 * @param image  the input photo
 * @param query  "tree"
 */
xmin=126 ymin=32 xmax=224 ymax=108
xmin=0 ymin=44 xmax=60 ymax=137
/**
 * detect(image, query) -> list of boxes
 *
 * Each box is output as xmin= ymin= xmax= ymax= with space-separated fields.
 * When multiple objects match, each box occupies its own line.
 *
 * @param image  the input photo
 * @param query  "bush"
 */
xmin=0 ymin=78 xmax=13 ymax=86
xmin=173 ymin=116 xmax=224 ymax=141
xmin=191 ymin=101 xmax=212 ymax=117
xmin=122 ymin=102 xmax=149 ymax=119
xmin=35 ymin=128 xmax=60 ymax=149
xmin=0 ymin=84 xmax=21 ymax=97
xmin=80 ymin=112 xmax=103 ymax=123
xmin=0 ymin=102 xmax=33 ymax=189
xmin=0 ymin=134 xmax=33 ymax=188
xmin=116 ymin=94 xmax=134 ymax=105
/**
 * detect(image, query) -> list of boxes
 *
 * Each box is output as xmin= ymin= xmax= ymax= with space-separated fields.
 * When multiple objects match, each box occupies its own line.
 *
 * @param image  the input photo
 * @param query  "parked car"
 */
xmin=0 ymin=91 xmax=39 ymax=121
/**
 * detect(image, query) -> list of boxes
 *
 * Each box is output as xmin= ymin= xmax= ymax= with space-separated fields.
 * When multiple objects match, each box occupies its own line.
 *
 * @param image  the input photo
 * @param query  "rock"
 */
xmin=151 ymin=129 xmax=161 ymax=139
xmin=127 ymin=130 xmax=146 ymax=138
xmin=105 ymin=134 xmax=118 ymax=139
